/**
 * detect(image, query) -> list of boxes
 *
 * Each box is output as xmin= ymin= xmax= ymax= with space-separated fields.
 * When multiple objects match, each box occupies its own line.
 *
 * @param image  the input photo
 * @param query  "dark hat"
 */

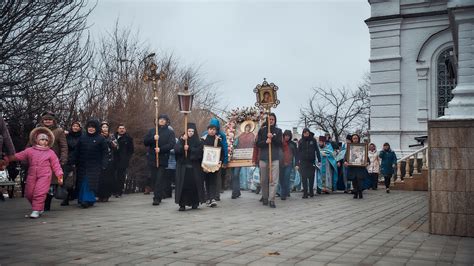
xmin=101 ymin=121 xmax=109 ymax=127
xmin=71 ymin=121 xmax=82 ymax=128
xmin=187 ymin=122 xmax=197 ymax=132
xmin=346 ymin=134 xmax=352 ymax=140
xmin=158 ymin=114 xmax=170 ymax=124
xmin=302 ymin=128 xmax=310 ymax=134
xmin=41 ymin=111 xmax=56 ymax=121
xmin=318 ymin=136 xmax=326 ymax=142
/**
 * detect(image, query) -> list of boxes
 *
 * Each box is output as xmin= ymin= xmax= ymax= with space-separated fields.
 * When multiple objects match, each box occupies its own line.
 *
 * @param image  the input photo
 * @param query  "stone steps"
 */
xmin=390 ymin=169 xmax=428 ymax=191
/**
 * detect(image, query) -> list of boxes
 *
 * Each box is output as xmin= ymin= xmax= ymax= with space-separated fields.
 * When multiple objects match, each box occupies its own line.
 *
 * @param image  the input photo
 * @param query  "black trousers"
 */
xmin=163 ymin=169 xmax=175 ymax=198
xmin=204 ymin=172 xmax=218 ymax=201
xmin=150 ymin=166 xmax=166 ymax=201
xmin=368 ymin=173 xmax=379 ymax=189
xmin=113 ymin=166 xmax=128 ymax=196
xmin=300 ymin=162 xmax=315 ymax=196
xmin=384 ymin=175 xmax=392 ymax=189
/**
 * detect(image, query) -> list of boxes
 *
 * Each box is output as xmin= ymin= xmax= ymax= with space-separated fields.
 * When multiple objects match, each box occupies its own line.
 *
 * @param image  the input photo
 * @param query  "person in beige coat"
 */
xmin=38 ymin=111 xmax=68 ymax=211
xmin=367 ymin=143 xmax=380 ymax=190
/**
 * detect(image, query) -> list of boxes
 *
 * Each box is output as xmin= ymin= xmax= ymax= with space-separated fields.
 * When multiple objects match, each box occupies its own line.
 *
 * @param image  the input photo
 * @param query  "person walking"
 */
xmin=297 ymin=128 xmax=320 ymax=198
xmin=6 ymin=127 xmax=63 ymax=218
xmin=367 ymin=143 xmax=380 ymax=190
xmin=70 ymin=119 xmax=108 ymax=208
xmin=144 ymin=114 xmax=176 ymax=206
xmin=256 ymin=113 xmax=282 ymax=208
xmin=279 ymin=130 xmax=297 ymax=200
xmin=112 ymin=124 xmax=134 ymax=197
xmin=201 ymin=122 xmax=224 ymax=208
xmin=97 ymin=121 xmax=115 ymax=202
xmin=379 ymin=142 xmax=397 ymax=193
xmin=61 ymin=121 xmax=82 ymax=206
xmin=344 ymin=134 xmax=368 ymax=199
xmin=38 ymin=111 xmax=68 ymax=211
xmin=174 ymin=123 xmax=205 ymax=211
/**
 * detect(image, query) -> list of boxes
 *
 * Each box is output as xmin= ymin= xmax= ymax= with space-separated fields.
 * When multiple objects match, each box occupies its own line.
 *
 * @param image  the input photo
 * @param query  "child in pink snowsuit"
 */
xmin=6 ymin=127 xmax=63 ymax=218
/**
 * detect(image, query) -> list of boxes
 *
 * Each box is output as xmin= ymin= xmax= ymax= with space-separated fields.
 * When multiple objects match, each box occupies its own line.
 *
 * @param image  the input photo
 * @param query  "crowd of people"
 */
xmin=0 ymin=111 xmax=398 ymax=218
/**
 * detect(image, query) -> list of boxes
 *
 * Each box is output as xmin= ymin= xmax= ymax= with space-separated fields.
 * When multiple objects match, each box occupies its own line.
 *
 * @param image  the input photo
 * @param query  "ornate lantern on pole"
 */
xmin=254 ymin=78 xmax=280 ymax=183
xmin=143 ymin=54 xmax=166 ymax=167
xmin=177 ymin=82 xmax=194 ymax=157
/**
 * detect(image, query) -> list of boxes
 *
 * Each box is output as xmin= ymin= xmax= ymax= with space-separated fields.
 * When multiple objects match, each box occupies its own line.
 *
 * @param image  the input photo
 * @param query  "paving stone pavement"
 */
xmin=1 ymin=189 xmax=473 ymax=265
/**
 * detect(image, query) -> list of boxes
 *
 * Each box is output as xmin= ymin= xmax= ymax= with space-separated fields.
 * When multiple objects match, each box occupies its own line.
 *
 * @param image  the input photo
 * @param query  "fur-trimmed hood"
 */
xmin=29 ymin=127 xmax=55 ymax=148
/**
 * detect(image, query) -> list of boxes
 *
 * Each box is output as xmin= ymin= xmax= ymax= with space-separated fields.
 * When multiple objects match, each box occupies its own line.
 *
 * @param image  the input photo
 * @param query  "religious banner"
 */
xmin=225 ymin=107 xmax=264 ymax=168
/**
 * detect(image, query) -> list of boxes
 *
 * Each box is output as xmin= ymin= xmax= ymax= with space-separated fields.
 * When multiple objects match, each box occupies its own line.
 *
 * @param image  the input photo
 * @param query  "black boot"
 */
xmin=60 ymin=198 xmax=69 ymax=206
xmin=44 ymin=194 xmax=53 ymax=211
xmin=353 ymin=192 xmax=358 ymax=199
xmin=358 ymin=190 xmax=363 ymax=199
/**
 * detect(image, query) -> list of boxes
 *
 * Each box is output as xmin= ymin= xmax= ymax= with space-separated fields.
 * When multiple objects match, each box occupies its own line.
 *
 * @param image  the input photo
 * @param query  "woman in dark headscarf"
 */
xmin=174 ymin=123 xmax=205 ymax=211
xmin=70 ymin=119 xmax=108 ymax=208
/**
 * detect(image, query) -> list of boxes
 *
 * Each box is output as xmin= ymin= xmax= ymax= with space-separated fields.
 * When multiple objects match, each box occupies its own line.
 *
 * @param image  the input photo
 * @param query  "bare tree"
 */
xmin=300 ymin=81 xmax=370 ymax=143
xmin=0 ymin=0 xmax=93 ymax=148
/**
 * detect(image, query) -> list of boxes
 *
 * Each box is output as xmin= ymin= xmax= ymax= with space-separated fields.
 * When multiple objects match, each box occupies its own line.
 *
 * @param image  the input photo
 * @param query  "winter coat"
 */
xmin=66 ymin=130 xmax=82 ymax=166
xmin=282 ymin=140 xmax=297 ymax=167
xmin=297 ymin=133 xmax=321 ymax=165
xmin=256 ymin=124 xmax=282 ymax=161
xmin=204 ymin=118 xmax=228 ymax=164
xmin=202 ymin=134 xmax=225 ymax=163
xmin=379 ymin=149 xmax=397 ymax=175
xmin=367 ymin=150 xmax=380 ymax=174
xmin=15 ymin=127 xmax=63 ymax=185
xmin=174 ymin=134 xmax=205 ymax=204
xmin=113 ymin=132 xmax=134 ymax=168
xmin=0 ymin=116 xmax=15 ymax=156
xmin=71 ymin=120 xmax=108 ymax=192
xmin=144 ymin=125 xmax=176 ymax=168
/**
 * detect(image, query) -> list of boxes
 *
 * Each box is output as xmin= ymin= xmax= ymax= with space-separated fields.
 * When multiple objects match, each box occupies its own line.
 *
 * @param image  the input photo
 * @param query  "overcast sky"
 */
xmin=87 ymin=0 xmax=370 ymax=132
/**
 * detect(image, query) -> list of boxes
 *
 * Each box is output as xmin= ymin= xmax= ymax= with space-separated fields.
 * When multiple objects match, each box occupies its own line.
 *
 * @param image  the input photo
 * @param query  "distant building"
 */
xmin=366 ymin=0 xmax=473 ymax=156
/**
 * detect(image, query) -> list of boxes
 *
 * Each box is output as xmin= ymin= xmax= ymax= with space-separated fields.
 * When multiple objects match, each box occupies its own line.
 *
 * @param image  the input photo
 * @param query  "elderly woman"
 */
xmin=71 ymin=119 xmax=107 ymax=208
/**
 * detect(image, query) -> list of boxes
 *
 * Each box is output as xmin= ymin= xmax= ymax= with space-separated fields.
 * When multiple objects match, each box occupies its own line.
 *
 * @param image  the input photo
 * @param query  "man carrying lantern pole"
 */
xmin=255 ymin=79 xmax=282 ymax=208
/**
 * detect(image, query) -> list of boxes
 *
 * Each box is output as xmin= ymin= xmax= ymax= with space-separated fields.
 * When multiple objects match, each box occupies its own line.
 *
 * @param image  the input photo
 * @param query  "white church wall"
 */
xmin=367 ymin=1 xmax=453 ymax=156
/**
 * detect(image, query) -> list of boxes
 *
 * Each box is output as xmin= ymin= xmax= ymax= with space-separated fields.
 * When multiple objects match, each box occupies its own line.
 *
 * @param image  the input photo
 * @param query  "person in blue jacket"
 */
xmin=202 ymin=117 xmax=228 ymax=200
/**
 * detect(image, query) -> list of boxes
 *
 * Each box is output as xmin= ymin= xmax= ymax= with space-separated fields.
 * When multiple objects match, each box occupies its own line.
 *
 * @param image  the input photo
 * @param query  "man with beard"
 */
xmin=144 ymin=114 xmax=176 ymax=206
xmin=316 ymin=136 xmax=338 ymax=194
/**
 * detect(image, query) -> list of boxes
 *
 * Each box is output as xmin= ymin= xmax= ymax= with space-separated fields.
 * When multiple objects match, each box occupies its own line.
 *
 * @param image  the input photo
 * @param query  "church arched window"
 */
xmin=437 ymin=47 xmax=456 ymax=117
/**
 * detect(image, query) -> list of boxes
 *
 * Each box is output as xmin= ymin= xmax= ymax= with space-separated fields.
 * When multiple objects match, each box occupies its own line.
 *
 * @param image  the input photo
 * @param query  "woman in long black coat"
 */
xmin=71 ymin=119 xmax=108 ymax=208
xmin=174 ymin=123 xmax=205 ymax=211
xmin=61 ymin=121 xmax=82 ymax=206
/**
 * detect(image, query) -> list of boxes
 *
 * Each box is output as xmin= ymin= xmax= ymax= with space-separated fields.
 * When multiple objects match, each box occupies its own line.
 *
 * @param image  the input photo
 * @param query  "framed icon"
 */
xmin=254 ymin=78 xmax=280 ymax=109
xmin=346 ymin=143 xmax=368 ymax=167
xmin=202 ymin=146 xmax=222 ymax=173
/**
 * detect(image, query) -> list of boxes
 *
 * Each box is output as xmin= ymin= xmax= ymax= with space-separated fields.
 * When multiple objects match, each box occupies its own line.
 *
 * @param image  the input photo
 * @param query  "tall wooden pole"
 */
xmin=153 ymin=79 xmax=160 ymax=167
xmin=267 ymin=109 xmax=272 ymax=184
xmin=184 ymin=113 xmax=188 ymax=158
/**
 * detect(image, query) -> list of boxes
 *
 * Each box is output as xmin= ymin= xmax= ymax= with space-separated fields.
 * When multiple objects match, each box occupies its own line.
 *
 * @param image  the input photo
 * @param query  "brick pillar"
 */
xmin=428 ymin=120 xmax=474 ymax=236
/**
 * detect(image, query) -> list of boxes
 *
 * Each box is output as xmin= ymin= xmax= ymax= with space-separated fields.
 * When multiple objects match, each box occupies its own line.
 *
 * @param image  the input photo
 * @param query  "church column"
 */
xmin=444 ymin=3 xmax=474 ymax=118
xmin=416 ymin=66 xmax=429 ymax=122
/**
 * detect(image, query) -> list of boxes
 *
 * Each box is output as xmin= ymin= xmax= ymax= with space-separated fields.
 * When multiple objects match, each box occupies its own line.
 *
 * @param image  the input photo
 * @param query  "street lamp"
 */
xmin=177 ymin=82 xmax=194 ymax=157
